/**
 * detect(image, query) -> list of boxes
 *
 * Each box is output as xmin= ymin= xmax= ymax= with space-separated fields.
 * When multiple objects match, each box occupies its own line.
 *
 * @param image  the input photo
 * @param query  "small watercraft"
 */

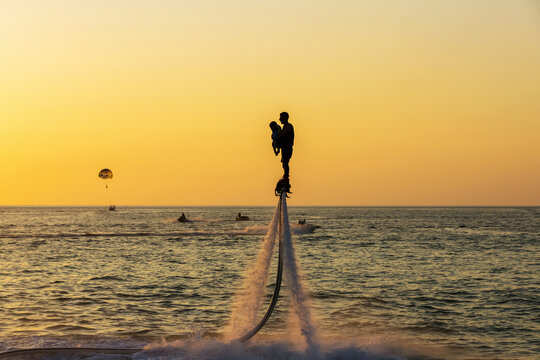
xmin=235 ymin=212 xmax=250 ymax=221
xmin=293 ymin=220 xmax=320 ymax=233
xmin=177 ymin=212 xmax=191 ymax=223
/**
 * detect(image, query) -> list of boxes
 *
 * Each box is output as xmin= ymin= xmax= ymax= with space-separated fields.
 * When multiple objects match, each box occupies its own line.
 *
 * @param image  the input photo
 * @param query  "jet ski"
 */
xmin=292 ymin=219 xmax=320 ymax=233
xmin=177 ymin=213 xmax=192 ymax=223
xmin=235 ymin=212 xmax=250 ymax=221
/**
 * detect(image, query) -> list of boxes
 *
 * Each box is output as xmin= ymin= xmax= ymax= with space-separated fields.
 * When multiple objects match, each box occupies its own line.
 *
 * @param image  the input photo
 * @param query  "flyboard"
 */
xmin=0 ymin=180 xmax=292 ymax=358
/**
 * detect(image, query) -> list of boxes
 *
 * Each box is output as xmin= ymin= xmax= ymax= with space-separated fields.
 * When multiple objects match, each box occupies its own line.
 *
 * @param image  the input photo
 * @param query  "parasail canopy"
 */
xmin=98 ymin=169 xmax=113 ymax=180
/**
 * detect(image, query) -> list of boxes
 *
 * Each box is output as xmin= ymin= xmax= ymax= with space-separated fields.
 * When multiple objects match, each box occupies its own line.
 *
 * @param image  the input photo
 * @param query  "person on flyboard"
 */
xmin=274 ymin=112 xmax=294 ymax=195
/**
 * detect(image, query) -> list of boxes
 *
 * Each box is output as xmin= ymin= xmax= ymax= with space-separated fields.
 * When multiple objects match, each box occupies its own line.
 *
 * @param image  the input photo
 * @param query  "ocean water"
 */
xmin=0 ymin=206 xmax=538 ymax=359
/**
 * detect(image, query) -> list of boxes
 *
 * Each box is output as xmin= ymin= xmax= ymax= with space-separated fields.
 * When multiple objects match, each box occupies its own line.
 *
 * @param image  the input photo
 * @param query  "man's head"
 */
xmin=279 ymin=112 xmax=289 ymax=124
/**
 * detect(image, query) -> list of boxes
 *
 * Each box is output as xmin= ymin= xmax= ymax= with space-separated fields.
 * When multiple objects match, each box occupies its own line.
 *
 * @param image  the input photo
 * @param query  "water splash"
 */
xmin=280 ymin=195 xmax=321 ymax=354
xmin=225 ymin=194 xmax=321 ymax=353
xmin=138 ymin=337 xmax=406 ymax=360
xmin=224 ymin=204 xmax=281 ymax=339
xmin=0 ymin=335 xmax=432 ymax=360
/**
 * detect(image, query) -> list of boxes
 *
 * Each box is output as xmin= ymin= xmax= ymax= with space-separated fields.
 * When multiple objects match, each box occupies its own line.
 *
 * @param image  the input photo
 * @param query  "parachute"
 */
xmin=98 ymin=169 xmax=113 ymax=188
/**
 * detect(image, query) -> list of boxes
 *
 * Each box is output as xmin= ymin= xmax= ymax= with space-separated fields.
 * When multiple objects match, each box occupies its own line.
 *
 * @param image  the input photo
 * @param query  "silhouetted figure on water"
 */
xmin=276 ymin=112 xmax=294 ymax=179
xmin=236 ymin=212 xmax=250 ymax=221
xmin=177 ymin=212 xmax=188 ymax=222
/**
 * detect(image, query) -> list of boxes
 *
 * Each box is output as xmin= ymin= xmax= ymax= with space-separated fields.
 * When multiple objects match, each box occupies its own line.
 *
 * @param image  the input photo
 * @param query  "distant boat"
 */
xmin=235 ymin=212 xmax=250 ymax=221
xmin=294 ymin=220 xmax=320 ymax=233
xmin=109 ymin=205 xmax=115 ymax=211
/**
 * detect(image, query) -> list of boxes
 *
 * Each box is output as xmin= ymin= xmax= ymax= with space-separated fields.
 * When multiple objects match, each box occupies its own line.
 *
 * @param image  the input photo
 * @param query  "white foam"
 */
xmin=240 ymin=225 xmax=270 ymax=234
xmin=138 ymin=337 xmax=406 ymax=360
xmin=290 ymin=223 xmax=320 ymax=234
xmin=0 ymin=335 xmax=430 ymax=360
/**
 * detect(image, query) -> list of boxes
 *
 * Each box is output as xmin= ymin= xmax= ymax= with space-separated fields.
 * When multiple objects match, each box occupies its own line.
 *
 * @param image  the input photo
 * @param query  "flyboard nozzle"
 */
xmin=275 ymin=177 xmax=292 ymax=197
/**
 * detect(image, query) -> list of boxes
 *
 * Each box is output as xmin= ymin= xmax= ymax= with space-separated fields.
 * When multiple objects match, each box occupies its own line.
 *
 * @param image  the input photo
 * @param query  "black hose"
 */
xmin=238 ymin=192 xmax=285 ymax=342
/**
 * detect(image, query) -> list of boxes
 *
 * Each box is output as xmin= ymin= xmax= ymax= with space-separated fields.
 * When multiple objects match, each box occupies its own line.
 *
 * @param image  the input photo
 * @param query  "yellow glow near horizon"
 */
xmin=1 ymin=0 xmax=539 ymax=205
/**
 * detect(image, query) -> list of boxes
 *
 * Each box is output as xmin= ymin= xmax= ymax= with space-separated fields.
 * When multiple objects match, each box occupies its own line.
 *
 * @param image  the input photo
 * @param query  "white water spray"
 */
xmin=280 ymin=195 xmax=321 ymax=353
xmin=226 ymin=193 xmax=320 ymax=354
xmin=225 ymin=204 xmax=281 ymax=338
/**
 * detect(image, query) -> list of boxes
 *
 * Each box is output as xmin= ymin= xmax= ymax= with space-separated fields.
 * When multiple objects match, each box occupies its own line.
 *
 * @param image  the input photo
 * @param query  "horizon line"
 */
xmin=1 ymin=204 xmax=538 ymax=208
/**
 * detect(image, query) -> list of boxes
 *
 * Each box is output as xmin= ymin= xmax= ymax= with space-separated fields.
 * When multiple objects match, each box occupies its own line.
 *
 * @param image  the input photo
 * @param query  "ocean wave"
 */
xmin=89 ymin=275 xmax=127 ymax=282
xmin=0 ymin=337 xmax=426 ymax=360
xmin=0 ymin=226 xmax=320 ymax=240
xmin=442 ymin=227 xmax=532 ymax=236
xmin=240 ymin=224 xmax=320 ymax=235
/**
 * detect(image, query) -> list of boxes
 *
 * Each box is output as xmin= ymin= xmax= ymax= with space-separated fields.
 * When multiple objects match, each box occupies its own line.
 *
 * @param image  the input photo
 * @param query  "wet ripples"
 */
xmin=0 ymin=206 xmax=538 ymax=358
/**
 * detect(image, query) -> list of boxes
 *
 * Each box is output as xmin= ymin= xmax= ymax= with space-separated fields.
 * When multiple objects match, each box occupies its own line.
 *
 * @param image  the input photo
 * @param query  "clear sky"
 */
xmin=1 ymin=0 xmax=539 ymax=206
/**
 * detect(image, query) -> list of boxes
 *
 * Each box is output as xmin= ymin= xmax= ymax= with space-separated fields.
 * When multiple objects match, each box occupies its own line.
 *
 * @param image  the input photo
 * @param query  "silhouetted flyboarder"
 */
xmin=277 ymin=112 xmax=294 ymax=179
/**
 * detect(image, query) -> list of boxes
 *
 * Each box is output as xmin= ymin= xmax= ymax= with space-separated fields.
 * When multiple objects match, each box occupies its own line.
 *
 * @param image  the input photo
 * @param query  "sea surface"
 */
xmin=0 ymin=206 xmax=538 ymax=359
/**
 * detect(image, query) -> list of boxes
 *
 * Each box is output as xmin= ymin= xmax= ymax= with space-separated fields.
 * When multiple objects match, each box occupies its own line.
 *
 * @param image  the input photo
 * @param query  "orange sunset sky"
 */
xmin=1 ymin=1 xmax=539 ymax=206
